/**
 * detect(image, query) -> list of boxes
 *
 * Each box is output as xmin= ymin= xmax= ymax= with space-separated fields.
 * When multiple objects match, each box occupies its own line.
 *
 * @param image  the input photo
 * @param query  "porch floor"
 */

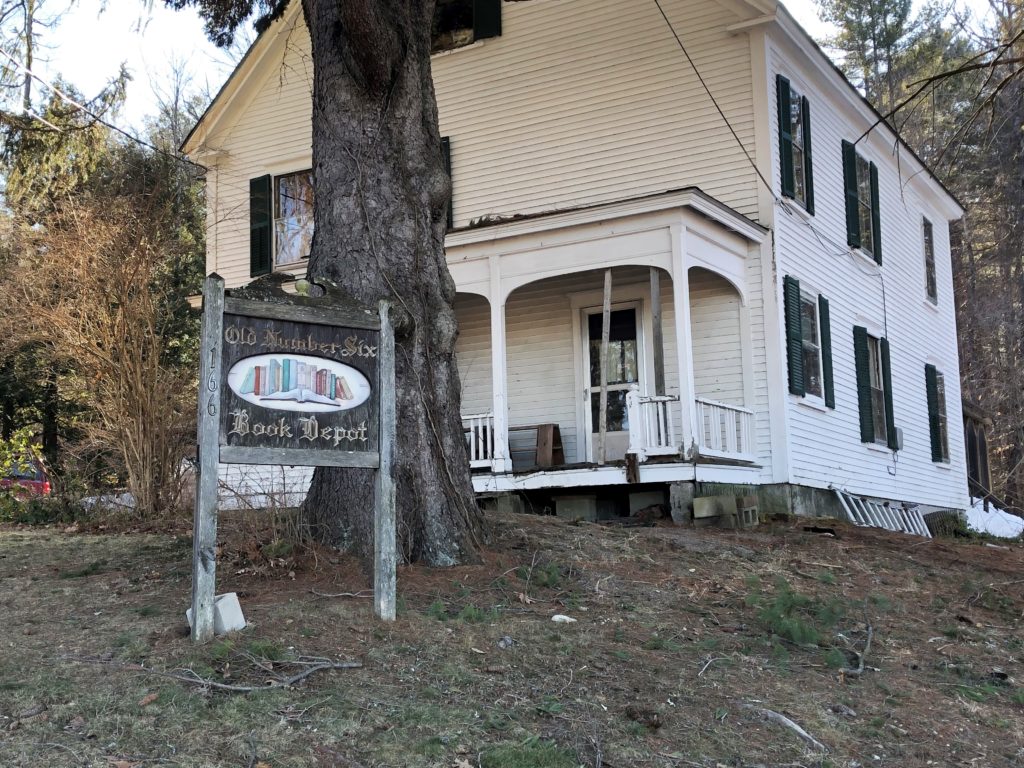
xmin=471 ymin=458 xmax=761 ymax=493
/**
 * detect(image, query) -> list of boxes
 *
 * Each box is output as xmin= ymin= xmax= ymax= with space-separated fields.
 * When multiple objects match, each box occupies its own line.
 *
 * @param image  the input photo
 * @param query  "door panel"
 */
xmin=584 ymin=306 xmax=642 ymax=461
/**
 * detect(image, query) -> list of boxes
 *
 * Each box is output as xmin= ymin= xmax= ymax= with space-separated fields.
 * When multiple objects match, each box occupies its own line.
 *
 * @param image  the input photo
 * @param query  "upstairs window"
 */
xmin=923 ymin=218 xmax=937 ymax=303
xmin=776 ymin=75 xmax=814 ymax=213
xmin=842 ymin=141 xmax=882 ymax=264
xmin=783 ymin=275 xmax=834 ymax=407
xmin=432 ymin=0 xmax=502 ymax=53
xmin=249 ymin=171 xmax=314 ymax=277
xmin=274 ymin=171 xmax=314 ymax=267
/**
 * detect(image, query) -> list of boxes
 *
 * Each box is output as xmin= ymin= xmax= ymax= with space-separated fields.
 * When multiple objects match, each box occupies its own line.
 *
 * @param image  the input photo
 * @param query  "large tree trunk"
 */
xmin=300 ymin=0 xmax=481 ymax=566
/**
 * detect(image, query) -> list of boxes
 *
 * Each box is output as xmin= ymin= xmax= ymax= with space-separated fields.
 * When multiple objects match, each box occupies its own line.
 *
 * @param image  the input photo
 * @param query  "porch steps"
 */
xmin=832 ymin=488 xmax=932 ymax=538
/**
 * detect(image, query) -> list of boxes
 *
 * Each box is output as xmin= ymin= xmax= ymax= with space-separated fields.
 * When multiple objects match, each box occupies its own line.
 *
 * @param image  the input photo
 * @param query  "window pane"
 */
xmin=856 ymin=155 xmax=874 ymax=254
xmin=275 ymin=171 xmax=314 ymax=265
xmin=936 ymin=372 xmax=949 ymax=460
xmin=591 ymin=390 xmax=629 ymax=432
xmin=923 ymin=219 xmax=937 ymax=301
xmin=871 ymin=388 xmax=887 ymax=442
xmin=803 ymin=346 xmax=822 ymax=397
xmin=789 ymin=90 xmax=807 ymax=206
xmin=800 ymin=297 xmax=818 ymax=345
xmin=588 ymin=310 xmax=638 ymax=386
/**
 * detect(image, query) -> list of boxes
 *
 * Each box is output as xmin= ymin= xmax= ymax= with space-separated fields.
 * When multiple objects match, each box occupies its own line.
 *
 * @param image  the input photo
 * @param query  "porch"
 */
xmin=447 ymin=191 xmax=767 ymax=491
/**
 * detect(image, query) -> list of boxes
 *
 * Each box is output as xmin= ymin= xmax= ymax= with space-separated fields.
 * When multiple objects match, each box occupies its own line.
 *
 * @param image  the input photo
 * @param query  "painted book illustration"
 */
xmin=238 ymin=357 xmax=355 ymax=404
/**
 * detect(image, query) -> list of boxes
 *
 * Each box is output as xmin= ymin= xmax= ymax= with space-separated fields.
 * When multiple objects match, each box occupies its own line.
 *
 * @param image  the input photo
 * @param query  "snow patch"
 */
xmin=965 ymin=498 xmax=1024 ymax=539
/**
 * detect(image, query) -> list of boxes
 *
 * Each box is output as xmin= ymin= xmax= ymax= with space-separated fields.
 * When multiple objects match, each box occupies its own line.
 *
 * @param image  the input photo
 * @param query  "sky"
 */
xmin=33 ymin=0 xmax=990 ymax=135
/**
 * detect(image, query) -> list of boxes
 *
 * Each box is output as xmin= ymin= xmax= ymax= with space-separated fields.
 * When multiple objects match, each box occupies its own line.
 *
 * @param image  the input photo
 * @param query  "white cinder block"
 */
xmin=186 ymin=592 xmax=247 ymax=636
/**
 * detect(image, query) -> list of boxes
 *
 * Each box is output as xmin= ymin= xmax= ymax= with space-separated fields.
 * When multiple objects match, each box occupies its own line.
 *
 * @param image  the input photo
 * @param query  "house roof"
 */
xmin=181 ymin=0 xmax=963 ymax=216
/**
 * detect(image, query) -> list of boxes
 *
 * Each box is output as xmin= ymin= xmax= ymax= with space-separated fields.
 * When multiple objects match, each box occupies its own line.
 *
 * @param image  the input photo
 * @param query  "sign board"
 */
xmin=191 ymin=275 xmax=396 ymax=643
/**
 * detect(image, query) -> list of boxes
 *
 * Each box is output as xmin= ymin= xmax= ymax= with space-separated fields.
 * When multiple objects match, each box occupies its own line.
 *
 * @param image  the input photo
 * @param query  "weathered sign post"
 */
xmin=191 ymin=274 xmax=396 ymax=643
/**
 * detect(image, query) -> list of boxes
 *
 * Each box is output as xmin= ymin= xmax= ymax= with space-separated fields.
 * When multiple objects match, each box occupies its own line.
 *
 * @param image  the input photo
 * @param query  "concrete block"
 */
xmin=693 ymin=495 xmax=737 ymax=520
xmin=669 ymin=482 xmax=694 ymax=524
xmin=187 ymin=592 xmax=247 ymax=636
xmin=554 ymin=495 xmax=597 ymax=522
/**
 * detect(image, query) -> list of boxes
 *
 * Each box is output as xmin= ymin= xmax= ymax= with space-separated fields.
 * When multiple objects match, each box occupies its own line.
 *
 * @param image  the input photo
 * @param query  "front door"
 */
xmin=583 ymin=304 xmax=642 ymax=462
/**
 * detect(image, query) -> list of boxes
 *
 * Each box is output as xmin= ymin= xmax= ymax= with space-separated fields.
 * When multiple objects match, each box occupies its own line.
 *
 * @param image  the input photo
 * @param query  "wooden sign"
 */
xmin=191 ymin=274 xmax=397 ymax=643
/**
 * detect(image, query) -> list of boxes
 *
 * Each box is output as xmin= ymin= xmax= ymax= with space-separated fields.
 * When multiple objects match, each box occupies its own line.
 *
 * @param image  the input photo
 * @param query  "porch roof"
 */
xmin=445 ymin=187 xmax=768 ymax=249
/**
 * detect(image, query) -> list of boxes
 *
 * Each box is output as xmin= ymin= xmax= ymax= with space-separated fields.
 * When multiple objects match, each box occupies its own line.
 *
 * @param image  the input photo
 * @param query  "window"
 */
xmin=842 ymin=141 xmax=882 ymax=263
xmin=587 ymin=309 xmax=639 ymax=432
xmin=274 ymin=171 xmax=314 ymax=267
xmin=432 ymin=0 xmax=501 ymax=53
xmin=776 ymin=75 xmax=814 ymax=213
xmin=800 ymin=294 xmax=822 ymax=398
xmin=783 ymin=275 xmax=834 ymax=406
xmin=248 ymin=171 xmax=313 ymax=277
xmin=923 ymin=218 xmax=937 ymax=303
xmin=925 ymin=365 xmax=949 ymax=462
xmin=867 ymin=336 xmax=887 ymax=443
xmin=854 ymin=326 xmax=896 ymax=448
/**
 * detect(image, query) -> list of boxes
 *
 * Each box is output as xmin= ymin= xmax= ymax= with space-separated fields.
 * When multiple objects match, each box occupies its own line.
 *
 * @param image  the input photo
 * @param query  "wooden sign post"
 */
xmin=191 ymin=274 xmax=397 ymax=643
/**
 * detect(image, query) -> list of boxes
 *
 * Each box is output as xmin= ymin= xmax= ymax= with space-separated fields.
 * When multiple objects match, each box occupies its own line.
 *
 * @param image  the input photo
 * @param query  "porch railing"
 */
xmin=462 ymin=412 xmax=495 ymax=469
xmin=626 ymin=388 xmax=681 ymax=461
xmin=695 ymin=397 xmax=755 ymax=462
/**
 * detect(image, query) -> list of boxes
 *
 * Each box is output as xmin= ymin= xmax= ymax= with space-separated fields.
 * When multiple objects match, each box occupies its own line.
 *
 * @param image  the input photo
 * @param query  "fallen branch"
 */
xmin=742 ymin=704 xmax=828 ymax=752
xmin=61 ymin=654 xmax=362 ymax=693
xmin=840 ymin=624 xmax=874 ymax=678
xmin=311 ymin=589 xmax=372 ymax=599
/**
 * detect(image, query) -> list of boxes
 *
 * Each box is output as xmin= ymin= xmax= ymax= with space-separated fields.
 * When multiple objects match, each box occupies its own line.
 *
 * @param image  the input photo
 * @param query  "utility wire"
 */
xmin=0 ymin=47 xmax=208 ymax=172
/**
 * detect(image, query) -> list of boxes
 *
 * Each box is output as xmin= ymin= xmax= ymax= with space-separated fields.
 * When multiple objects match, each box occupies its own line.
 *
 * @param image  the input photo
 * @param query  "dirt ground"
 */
xmin=0 ymin=510 xmax=1022 ymax=768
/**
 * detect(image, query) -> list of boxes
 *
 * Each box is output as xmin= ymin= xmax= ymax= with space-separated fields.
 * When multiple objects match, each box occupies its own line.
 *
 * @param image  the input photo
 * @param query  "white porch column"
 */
xmin=670 ymin=223 xmax=698 ymax=458
xmin=489 ymin=255 xmax=511 ymax=473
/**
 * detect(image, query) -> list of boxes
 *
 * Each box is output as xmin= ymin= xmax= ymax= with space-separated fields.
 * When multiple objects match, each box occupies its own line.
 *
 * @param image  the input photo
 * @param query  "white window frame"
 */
xmin=799 ymin=291 xmax=824 ymax=404
xmin=273 ymin=169 xmax=314 ymax=269
xmin=786 ymin=84 xmax=811 ymax=211
xmin=866 ymin=334 xmax=888 ymax=445
xmin=923 ymin=217 xmax=937 ymax=304
xmin=933 ymin=368 xmax=950 ymax=463
xmin=855 ymin=154 xmax=876 ymax=259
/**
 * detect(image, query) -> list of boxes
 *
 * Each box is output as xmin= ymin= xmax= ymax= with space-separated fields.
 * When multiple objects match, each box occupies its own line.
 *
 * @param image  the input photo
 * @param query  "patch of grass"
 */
xmin=135 ymin=604 xmax=159 ymax=618
xmin=480 ymin=738 xmax=575 ymax=768
xmin=823 ymin=647 xmax=848 ymax=668
xmin=612 ymin=649 xmax=631 ymax=661
xmin=58 ymin=559 xmax=107 ymax=578
xmin=535 ymin=696 xmax=565 ymax=717
xmin=261 ymin=538 xmax=293 ymax=559
xmin=456 ymin=604 xmax=499 ymax=623
xmin=954 ymin=683 xmax=1001 ymax=702
xmin=426 ymin=600 xmax=449 ymax=621
xmin=1012 ymin=689 xmax=1024 ymax=705
xmin=817 ymin=570 xmax=836 ymax=585
xmin=246 ymin=639 xmax=285 ymax=661
xmin=643 ymin=634 xmax=683 ymax=652
xmin=415 ymin=736 xmax=446 ymax=757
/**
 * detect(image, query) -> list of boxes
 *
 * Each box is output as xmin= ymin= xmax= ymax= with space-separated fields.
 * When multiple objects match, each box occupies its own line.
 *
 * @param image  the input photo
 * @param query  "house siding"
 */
xmin=200 ymin=0 xmax=760 ymax=290
xmin=767 ymin=34 xmax=968 ymax=510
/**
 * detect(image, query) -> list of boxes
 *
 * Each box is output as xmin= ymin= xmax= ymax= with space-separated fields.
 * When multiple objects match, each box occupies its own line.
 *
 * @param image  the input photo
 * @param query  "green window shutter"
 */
xmin=441 ymin=136 xmax=453 ymax=230
xmin=777 ymin=75 xmax=794 ymax=199
xmin=783 ymin=275 xmax=804 ymax=396
xmin=842 ymin=141 xmax=860 ymax=248
xmin=869 ymin=162 xmax=882 ymax=264
xmin=925 ymin=364 xmax=943 ymax=461
xmin=853 ymin=326 xmax=873 ymax=442
xmin=818 ymin=295 xmax=834 ymax=408
xmin=473 ymin=0 xmax=501 ymax=40
xmin=802 ymin=95 xmax=814 ymax=215
xmin=249 ymin=175 xmax=272 ymax=278
xmin=880 ymin=337 xmax=897 ymax=450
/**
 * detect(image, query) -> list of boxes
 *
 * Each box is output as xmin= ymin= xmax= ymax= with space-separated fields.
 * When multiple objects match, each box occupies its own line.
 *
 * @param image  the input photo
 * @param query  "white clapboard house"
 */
xmin=183 ymin=0 xmax=970 ymax=520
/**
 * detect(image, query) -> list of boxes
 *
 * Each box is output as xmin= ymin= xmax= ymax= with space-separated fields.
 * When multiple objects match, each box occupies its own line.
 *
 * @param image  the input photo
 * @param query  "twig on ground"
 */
xmin=697 ymin=656 xmax=726 ymax=677
xmin=310 ymin=589 xmax=372 ymax=598
xmin=246 ymin=731 xmax=259 ymax=768
xmin=742 ymin=703 xmax=828 ymax=752
xmin=839 ymin=624 xmax=874 ymax=678
xmin=61 ymin=654 xmax=362 ymax=693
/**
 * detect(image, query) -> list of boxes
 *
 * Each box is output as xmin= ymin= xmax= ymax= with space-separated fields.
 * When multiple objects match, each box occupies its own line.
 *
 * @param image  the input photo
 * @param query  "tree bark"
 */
xmin=300 ymin=0 xmax=481 ymax=566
